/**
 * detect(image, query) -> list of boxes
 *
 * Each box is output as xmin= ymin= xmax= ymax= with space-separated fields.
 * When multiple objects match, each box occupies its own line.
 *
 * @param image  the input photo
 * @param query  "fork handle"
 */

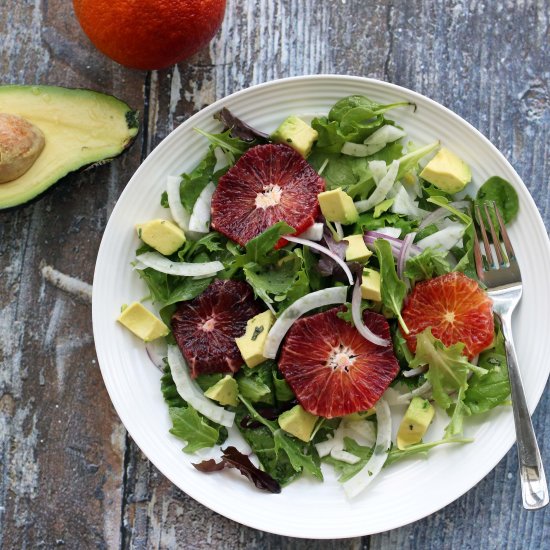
xmin=497 ymin=311 xmax=549 ymax=510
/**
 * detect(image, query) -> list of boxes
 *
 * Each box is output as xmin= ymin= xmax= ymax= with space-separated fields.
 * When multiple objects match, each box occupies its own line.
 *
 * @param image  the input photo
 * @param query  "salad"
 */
xmin=118 ymin=95 xmax=519 ymax=497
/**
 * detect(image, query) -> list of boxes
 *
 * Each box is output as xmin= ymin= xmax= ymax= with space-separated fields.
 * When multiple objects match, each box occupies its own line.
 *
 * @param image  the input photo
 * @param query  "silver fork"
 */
xmin=473 ymin=202 xmax=548 ymax=510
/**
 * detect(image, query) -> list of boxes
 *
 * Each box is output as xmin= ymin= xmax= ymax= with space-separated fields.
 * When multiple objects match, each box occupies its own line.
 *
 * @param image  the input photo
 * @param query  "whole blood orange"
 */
xmin=73 ymin=0 xmax=226 ymax=70
xmin=401 ymin=272 xmax=494 ymax=359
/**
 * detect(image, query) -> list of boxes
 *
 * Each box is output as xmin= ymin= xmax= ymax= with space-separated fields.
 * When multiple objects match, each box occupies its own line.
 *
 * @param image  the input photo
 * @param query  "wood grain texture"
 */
xmin=1 ymin=0 xmax=548 ymax=548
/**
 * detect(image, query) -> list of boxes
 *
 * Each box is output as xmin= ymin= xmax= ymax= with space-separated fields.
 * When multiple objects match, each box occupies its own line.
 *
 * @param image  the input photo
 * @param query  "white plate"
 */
xmin=92 ymin=75 xmax=550 ymax=538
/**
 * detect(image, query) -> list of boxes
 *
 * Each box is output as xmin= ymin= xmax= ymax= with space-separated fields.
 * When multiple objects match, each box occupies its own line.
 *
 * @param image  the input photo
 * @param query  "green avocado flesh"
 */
xmin=0 ymin=85 xmax=139 ymax=209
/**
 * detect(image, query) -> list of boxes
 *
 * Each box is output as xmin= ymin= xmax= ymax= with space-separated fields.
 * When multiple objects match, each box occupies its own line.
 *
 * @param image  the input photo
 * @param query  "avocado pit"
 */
xmin=0 ymin=113 xmax=45 ymax=183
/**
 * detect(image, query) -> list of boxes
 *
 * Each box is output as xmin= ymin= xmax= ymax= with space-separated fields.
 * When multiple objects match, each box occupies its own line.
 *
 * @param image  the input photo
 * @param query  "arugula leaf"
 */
xmin=169 ymin=406 xmax=222 ymax=453
xmin=239 ymin=396 xmax=323 ymax=480
xmin=161 ymin=366 xmax=186 ymax=408
xmin=385 ymin=437 xmax=473 ymax=466
xmin=137 ymin=267 xmax=212 ymax=307
xmin=374 ymin=239 xmax=409 ymax=333
xmin=243 ymin=252 xmax=303 ymax=307
xmin=272 ymin=369 xmax=295 ymax=402
xmin=404 ymin=248 xmax=451 ymax=284
xmin=354 ymin=211 xmax=416 ymax=235
xmin=235 ymin=407 xmax=300 ymax=485
xmin=179 ymin=148 xmax=217 ymax=212
xmin=194 ymin=128 xmax=252 ymax=157
xmin=427 ymin=196 xmax=471 ymax=225
xmin=410 ymin=329 xmax=486 ymax=411
xmin=234 ymin=222 xmax=294 ymax=267
xmin=476 ymin=176 xmax=519 ymax=224
xmin=236 ymin=362 xmax=274 ymax=404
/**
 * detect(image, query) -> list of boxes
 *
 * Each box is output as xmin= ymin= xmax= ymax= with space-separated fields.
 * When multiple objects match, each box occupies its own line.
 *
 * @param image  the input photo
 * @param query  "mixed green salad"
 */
xmin=118 ymin=95 xmax=519 ymax=497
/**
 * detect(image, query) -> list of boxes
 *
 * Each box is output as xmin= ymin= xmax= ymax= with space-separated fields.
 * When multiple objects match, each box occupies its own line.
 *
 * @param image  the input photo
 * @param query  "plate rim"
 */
xmin=92 ymin=74 xmax=550 ymax=538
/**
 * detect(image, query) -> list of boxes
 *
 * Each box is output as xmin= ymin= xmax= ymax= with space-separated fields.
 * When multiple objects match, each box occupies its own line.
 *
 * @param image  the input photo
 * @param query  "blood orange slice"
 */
xmin=401 ymin=272 xmax=494 ymax=359
xmin=278 ymin=307 xmax=399 ymax=418
xmin=211 ymin=144 xmax=325 ymax=246
xmin=171 ymin=280 xmax=263 ymax=378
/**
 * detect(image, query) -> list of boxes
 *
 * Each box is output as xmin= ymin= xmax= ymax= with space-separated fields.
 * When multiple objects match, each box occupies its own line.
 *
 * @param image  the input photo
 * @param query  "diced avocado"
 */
xmin=318 ymin=188 xmax=358 ymax=224
xmin=117 ymin=302 xmax=169 ymax=342
xmin=235 ymin=310 xmax=275 ymax=368
xmin=396 ymin=397 xmax=435 ymax=450
xmin=136 ymin=219 xmax=186 ymax=256
xmin=278 ymin=404 xmax=319 ymax=442
xmin=271 ymin=115 xmax=318 ymax=157
xmin=0 ymin=85 xmax=138 ymax=209
xmin=204 ymin=374 xmax=238 ymax=407
xmin=344 ymin=234 xmax=372 ymax=263
xmin=361 ymin=268 xmax=381 ymax=301
xmin=419 ymin=147 xmax=471 ymax=193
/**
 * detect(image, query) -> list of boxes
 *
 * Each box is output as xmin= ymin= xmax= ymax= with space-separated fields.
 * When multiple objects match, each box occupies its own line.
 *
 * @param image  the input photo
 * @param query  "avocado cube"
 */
xmin=204 ymin=375 xmax=238 ymax=407
xmin=271 ymin=115 xmax=318 ymax=157
xmin=318 ymin=188 xmax=358 ymax=224
xmin=345 ymin=234 xmax=372 ymax=263
xmin=361 ymin=269 xmax=381 ymax=301
xmin=136 ymin=219 xmax=186 ymax=256
xmin=419 ymin=147 xmax=472 ymax=194
xmin=235 ymin=310 xmax=275 ymax=368
xmin=396 ymin=397 xmax=435 ymax=450
xmin=278 ymin=404 xmax=319 ymax=442
xmin=117 ymin=302 xmax=170 ymax=342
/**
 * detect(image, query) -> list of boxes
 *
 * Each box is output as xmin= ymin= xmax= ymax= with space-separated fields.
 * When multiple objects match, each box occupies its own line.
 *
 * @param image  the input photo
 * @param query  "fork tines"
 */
xmin=473 ymin=202 xmax=517 ymax=279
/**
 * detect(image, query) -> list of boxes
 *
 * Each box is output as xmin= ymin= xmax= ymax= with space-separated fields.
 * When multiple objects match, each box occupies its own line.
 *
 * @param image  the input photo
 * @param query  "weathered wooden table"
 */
xmin=1 ymin=1 xmax=549 ymax=548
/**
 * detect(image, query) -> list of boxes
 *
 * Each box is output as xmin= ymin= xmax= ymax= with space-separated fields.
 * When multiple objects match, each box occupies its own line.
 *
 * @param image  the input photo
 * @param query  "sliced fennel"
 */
xmin=136 ymin=251 xmax=224 ymax=277
xmin=263 ymin=286 xmax=349 ymax=359
xmin=343 ymin=397 xmax=391 ymax=498
xmin=166 ymin=175 xmax=191 ymax=232
xmin=354 ymin=160 xmax=399 ymax=213
xmin=416 ymin=223 xmax=465 ymax=251
xmin=189 ymin=182 xmax=216 ymax=233
xmin=167 ymin=345 xmax=235 ymax=427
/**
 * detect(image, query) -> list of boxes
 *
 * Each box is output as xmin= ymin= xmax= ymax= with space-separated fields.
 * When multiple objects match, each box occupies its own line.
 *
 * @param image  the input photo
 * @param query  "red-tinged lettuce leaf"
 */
xmin=215 ymin=108 xmax=270 ymax=142
xmin=192 ymin=458 xmax=225 ymax=472
xmin=192 ymin=446 xmax=281 ymax=494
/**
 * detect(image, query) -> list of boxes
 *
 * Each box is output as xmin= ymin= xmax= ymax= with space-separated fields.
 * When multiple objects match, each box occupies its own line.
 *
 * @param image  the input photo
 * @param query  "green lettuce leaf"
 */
xmin=404 ymin=248 xmax=451 ymax=284
xmin=236 ymin=362 xmax=275 ymax=404
xmin=385 ymin=437 xmax=473 ymax=466
xmin=169 ymin=406 xmax=222 ymax=454
xmin=374 ymin=238 xmax=408 ymax=332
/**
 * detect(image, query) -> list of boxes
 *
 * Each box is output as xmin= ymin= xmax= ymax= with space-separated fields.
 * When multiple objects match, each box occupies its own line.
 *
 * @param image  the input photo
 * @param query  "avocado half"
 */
xmin=0 ymin=85 xmax=139 ymax=209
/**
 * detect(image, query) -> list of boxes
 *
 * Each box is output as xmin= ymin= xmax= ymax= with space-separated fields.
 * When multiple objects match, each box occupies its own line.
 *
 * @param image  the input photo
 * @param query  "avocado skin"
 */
xmin=0 ymin=85 xmax=139 ymax=210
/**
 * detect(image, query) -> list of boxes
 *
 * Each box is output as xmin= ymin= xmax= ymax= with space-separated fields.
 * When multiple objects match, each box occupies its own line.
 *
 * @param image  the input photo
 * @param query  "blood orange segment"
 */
xmin=211 ymin=144 xmax=325 ymax=247
xmin=401 ymin=272 xmax=494 ymax=359
xmin=278 ymin=307 xmax=399 ymax=418
xmin=171 ymin=280 xmax=263 ymax=378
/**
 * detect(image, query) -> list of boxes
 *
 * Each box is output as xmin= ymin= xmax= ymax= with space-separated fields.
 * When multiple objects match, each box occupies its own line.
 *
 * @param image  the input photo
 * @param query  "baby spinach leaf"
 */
xmin=374 ymin=238 xmax=408 ymax=332
xmin=161 ymin=366 xmax=186 ymax=408
xmin=272 ymin=369 xmax=295 ymax=402
xmin=169 ymin=406 xmax=221 ymax=454
xmin=476 ymin=176 xmax=519 ymax=224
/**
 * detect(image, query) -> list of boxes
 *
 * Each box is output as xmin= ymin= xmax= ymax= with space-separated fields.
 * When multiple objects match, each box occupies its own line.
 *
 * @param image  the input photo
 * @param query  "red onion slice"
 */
xmin=351 ymin=278 xmax=389 ymax=347
xmin=397 ymin=232 xmax=416 ymax=279
xmin=285 ymin=235 xmax=354 ymax=285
